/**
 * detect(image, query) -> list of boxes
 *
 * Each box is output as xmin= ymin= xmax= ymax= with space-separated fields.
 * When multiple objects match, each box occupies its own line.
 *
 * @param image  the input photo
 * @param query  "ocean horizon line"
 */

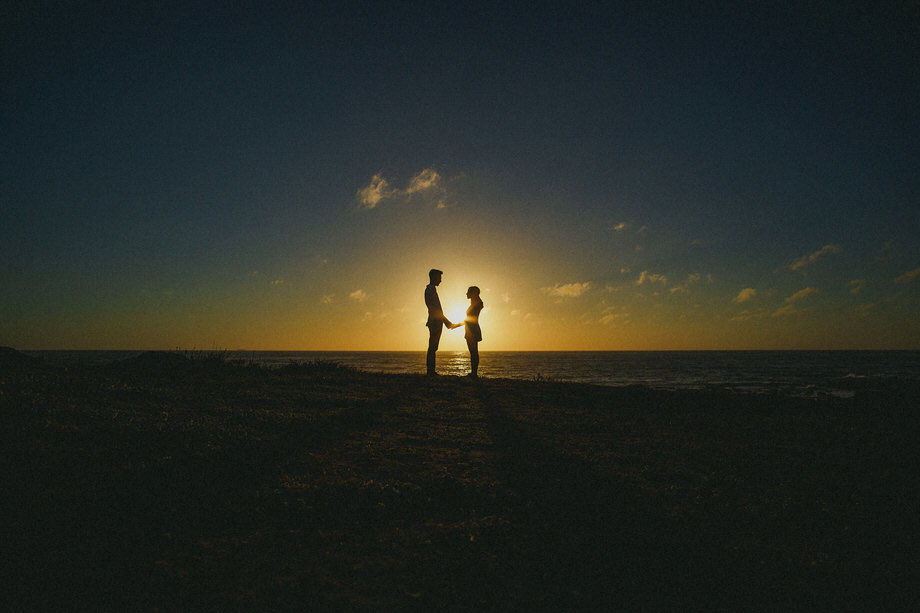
xmin=17 ymin=347 xmax=920 ymax=353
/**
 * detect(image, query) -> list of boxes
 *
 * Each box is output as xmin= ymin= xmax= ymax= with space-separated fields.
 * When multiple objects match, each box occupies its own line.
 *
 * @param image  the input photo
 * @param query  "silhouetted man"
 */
xmin=425 ymin=268 xmax=455 ymax=376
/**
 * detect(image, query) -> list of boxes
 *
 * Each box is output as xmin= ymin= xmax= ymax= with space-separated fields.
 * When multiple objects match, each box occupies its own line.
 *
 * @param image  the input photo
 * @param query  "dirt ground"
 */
xmin=2 ymin=349 xmax=917 ymax=610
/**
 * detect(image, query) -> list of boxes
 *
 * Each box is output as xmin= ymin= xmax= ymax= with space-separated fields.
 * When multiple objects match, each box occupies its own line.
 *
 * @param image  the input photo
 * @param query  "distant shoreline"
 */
xmin=17 ymin=347 xmax=920 ymax=399
xmin=18 ymin=347 xmax=920 ymax=352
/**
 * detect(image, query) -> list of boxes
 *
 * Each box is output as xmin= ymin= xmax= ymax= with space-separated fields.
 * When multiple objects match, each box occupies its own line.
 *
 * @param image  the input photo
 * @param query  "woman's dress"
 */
xmin=464 ymin=301 xmax=483 ymax=342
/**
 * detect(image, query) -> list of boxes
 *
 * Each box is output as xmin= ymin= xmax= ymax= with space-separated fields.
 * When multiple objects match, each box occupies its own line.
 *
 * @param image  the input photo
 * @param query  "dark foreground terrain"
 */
xmin=2 ymin=348 xmax=917 ymax=611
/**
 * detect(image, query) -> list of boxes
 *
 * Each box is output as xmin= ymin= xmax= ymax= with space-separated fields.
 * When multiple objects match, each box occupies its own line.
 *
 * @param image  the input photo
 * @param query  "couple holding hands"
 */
xmin=425 ymin=268 xmax=484 ymax=378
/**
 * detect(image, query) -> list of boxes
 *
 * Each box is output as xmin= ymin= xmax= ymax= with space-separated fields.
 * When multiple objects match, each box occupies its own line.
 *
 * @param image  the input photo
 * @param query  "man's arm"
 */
xmin=425 ymin=287 xmax=453 ymax=327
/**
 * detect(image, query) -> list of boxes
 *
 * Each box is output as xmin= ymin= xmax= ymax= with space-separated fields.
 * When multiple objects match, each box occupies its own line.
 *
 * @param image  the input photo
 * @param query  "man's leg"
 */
xmin=427 ymin=324 xmax=442 ymax=375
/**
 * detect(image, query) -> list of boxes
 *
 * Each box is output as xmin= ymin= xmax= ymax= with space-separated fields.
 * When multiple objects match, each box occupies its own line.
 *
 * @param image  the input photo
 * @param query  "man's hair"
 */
xmin=428 ymin=269 xmax=443 ymax=281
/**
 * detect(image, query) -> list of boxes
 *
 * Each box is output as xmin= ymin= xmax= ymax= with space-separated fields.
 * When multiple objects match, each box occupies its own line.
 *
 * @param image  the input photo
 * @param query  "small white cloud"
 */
xmin=895 ymin=267 xmax=920 ymax=283
xmin=510 ymin=309 xmax=521 ymax=316
xmin=321 ymin=295 xmax=334 ymax=304
xmin=772 ymin=304 xmax=798 ymax=317
xmin=733 ymin=288 xmax=757 ymax=303
xmin=789 ymin=244 xmax=842 ymax=271
xmin=600 ymin=308 xmax=628 ymax=326
xmin=786 ymin=287 xmax=819 ymax=303
xmin=406 ymin=168 xmax=440 ymax=194
xmin=636 ymin=270 xmax=667 ymax=285
xmin=670 ymin=273 xmax=702 ymax=294
xmin=357 ymin=168 xmax=446 ymax=209
xmin=771 ymin=287 xmax=819 ymax=317
xmin=356 ymin=173 xmax=394 ymax=209
xmin=848 ymin=279 xmax=866 ymax=295
xmin=502 ymin=293 xmax=511 ymax=303
xmin=542 ymin=282 xmax=592 ymax=298
xmin=270 ymin=279 xmax=284 ymax=286
xmin=613 ymin=222 xmax=628 ymax=231
xmin=349 ymin=289 xmax=368 ymax=302
xmin=731 ymin=310 xmax=756 ymax=321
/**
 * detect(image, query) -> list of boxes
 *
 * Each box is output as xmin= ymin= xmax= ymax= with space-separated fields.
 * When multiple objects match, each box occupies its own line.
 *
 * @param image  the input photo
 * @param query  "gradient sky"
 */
xmin=3 ymin=1 xmax=919 ymax=351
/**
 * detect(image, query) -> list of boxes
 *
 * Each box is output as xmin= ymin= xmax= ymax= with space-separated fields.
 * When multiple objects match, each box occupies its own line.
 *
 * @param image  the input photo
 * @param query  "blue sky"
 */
xmin=2 ymin=1 xmax=918 ymax=350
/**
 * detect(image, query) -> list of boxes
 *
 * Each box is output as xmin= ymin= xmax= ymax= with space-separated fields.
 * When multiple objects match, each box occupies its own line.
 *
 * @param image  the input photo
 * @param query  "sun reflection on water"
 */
xmin=440 ymin=351 xmax=470 ymax=377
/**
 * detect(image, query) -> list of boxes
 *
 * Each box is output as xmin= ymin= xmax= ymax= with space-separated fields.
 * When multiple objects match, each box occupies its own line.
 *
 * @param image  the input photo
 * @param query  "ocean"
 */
xmin=25 ymin=350 xmax=920 ymax=398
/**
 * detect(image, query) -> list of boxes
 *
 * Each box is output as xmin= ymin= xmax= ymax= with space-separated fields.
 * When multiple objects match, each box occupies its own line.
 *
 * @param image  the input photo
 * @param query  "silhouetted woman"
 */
xmin=457 ymin=286 xmax=483 ymax=378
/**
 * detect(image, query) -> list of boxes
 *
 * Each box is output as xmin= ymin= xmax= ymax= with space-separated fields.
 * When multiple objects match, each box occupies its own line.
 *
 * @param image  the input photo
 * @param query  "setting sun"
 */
xmin=446 ymin=301 xmax=468 ymax=329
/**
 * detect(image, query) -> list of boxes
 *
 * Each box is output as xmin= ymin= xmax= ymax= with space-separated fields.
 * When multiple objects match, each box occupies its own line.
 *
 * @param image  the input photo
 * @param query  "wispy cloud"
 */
xmin=895 ymin=267 xmax=920 ymax=283
xmin=670 ymin=273 xmax=702 ymax=294
xmin=876 ymin=240 xmax=898 ymax=262
xmin=733 ymin=288 xmax=757 ymax=303
xmin=321 ymin=294 xmax=334 ymax=304
xmin=636 ymin=270 xmax=667 ymax=286
xmin=406 ymin=168 xmax=441 ymax=194
xmin=848 ymin=279 xmax=866 ymax=294
xmin=786 ymin=287 xmax=820 ymax=302
xmin=789 ymin=244 xmax=842 ymax=270
xmin=542 ymin=282 xmax=591 ymax=298
xmin=349 ymin=289 xmax=368 ymax=302
xmin=772 ymin=304 xmax=798 ymax=317
xmin=730 ymin=310 xmax=760 ymax=321
xmin=599 ymin=305 xmax=629 ymax=326
xmin=612 ymin=222 xmax=628 ymax=231
xmin=357 ymin=168 xmax=444 ymax=209
xmin=772 ymin=287 xmax=819 ymax=316
xmin=356 ymin=174 xmax=395 ymax=209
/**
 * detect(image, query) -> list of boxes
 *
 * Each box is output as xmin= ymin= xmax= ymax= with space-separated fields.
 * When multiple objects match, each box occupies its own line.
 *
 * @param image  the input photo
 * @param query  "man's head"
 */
xmin=428 ymin=268 xmax=443 ymax=285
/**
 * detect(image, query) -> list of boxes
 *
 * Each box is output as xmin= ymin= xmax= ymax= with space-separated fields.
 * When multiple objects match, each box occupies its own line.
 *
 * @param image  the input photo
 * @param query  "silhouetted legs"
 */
xmin=467 ymin=339 xmax=479 ymax=378
xmin=427 ymin=324 xmax=442 ymax=375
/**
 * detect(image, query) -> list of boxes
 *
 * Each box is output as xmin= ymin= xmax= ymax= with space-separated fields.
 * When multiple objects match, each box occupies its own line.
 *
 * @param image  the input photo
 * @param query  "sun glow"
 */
xmin=447 ymin=300 xmax=468 ymax=327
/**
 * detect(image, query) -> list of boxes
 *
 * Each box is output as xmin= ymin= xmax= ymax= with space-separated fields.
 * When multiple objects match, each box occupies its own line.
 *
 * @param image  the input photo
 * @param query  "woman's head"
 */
xmin=467 ymin=286 xmax=481 ymax=300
